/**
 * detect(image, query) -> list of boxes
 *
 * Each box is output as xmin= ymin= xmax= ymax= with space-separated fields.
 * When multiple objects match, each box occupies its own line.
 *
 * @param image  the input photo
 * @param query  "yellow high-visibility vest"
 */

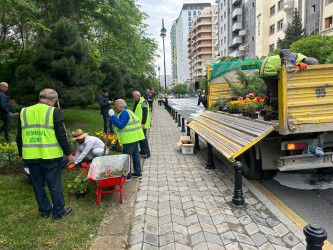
xmin=21 ymin=103 xmax=63 ymax=160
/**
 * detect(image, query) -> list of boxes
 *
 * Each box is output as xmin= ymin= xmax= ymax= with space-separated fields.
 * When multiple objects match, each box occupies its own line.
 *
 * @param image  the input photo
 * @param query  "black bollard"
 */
xmin=205 ymin=143 xmax=215 ymax=169
xmin=303 ymin=224 xmax=327 ymax=250
xmin=181 ymin=118 xmax=186 ymax=132
xmin=232 ymin=161 xmax=245 ymax=207
xmin=175 ymin=112 xmax=178 ymax=122
xmin=194 ymin=133 xmax=200 ymax=150
xmin=171 ymin=109 xmax=174 ymax=117
xmin=187 ymin=122 xmax=191 ymax=136
xmin=178 ymin=114 xmax=181 ymax=127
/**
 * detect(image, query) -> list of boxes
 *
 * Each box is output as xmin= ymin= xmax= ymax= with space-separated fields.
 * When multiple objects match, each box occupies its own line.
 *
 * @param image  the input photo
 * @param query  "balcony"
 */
xmin=232 ymin=8 xmax=242 ymax=18
xmin=230 ymin=50 xmax=242 ymax=58
xmin=239 ymin=29 xmax=247 ymax=37
xmin=229 ymin=36 xmax=242 ymax=47
xmin=284 ymin=0 xmax=294 ymax=12
xmin=197 ymin=35 xmax=212 ymax=41
xmin=232 ymin=0 xmax=241 ymax=5
xmin=232 ymin=22 xmax=242 ymax=32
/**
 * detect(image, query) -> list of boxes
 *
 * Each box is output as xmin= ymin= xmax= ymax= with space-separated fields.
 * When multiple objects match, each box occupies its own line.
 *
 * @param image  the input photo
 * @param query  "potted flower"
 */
xmin=68 ymin=166 xmax=90 ymax=198
xmin=263 ymin=105 xmax=273 ymax=121
xmin=248 ymin=102 xmax=258 ymax=119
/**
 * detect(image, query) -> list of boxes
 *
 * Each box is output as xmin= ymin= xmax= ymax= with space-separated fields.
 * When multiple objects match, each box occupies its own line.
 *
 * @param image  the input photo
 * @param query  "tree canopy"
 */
xmin=277 ymin=9 xmax=306 ymax=49
xmin=290 ymin=35 xmax=333 ymax=64
xmin=0 ymin=0 xmax=158 ymax=105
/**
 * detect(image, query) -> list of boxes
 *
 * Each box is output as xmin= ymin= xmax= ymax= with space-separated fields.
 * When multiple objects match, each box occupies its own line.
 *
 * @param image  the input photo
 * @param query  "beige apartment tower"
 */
xmin=188 ymin=6 xmax=217 ymax=82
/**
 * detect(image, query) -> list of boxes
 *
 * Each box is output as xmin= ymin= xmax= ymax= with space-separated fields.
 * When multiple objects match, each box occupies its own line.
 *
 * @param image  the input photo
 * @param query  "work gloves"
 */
xmin=108 ymin=109 xmax=115 ymax=117
xmin=296 ymin=62 xmax=307 ymax=70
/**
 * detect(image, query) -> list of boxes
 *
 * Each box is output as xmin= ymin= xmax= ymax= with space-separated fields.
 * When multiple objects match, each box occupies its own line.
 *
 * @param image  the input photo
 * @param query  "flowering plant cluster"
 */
xmin=68 ymin=162 xmax=90 ymax=193
xmin=100 ymin=168 xmax=126 ymax=179
xmin=226 ymin=93 xmax=270 ymax=116
xmin=95 ymin=131 xmax=122 ymax=148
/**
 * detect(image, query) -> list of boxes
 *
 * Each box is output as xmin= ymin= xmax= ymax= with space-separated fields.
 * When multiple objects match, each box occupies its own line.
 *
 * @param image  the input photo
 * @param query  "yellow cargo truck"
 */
xmin=189 ymin=62 xmax=333 ymax=179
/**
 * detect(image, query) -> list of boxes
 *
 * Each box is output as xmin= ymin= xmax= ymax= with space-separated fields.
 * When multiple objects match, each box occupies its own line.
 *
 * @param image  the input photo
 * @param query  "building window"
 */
xmin=311 ymin=4 xmax=316 ymax=13
xmin=269 ymin=44 xmax=275 ymax=53
xmin=224 ymin=11 xmax=226 ymax=19
xmin=193 ymin=11 xmax=196 ymax=16
xmin=278 ymin=0 xmax=284 ymax=11
xmin=270 ymin=5 xmax=275 ymax=16
xmin=269 ymin=24 xmax=275 ymax=35
xmin=224 ymin=24 xmax=226 ymax=31
xmin=188 ymin=22 xmax=191 ymax=27
xmin=252 ymin=36 xmax=254 ymax=41
xmin=224 ymin=37 xmax=226 ymax=44
xmin=188 ymin=11 xmax=191 ymax=15
xmin=277 ymin=19 xmax=283 ymax=31
xmin=224 ymin=49 xmax=226 ymax=55
xmin=188 ymin=17 xmax=191 ymax=21
xmin=325 ymin=16 xmax=333 ymax=29
xmin=224 ymin=0 xmax=226 ymax=6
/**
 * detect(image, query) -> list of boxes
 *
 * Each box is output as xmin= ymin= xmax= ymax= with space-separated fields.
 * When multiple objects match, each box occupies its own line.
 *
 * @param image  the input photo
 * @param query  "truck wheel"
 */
xmin=318 ymin=167 xmax=333 ymax=174
xmin=238 ymin=147 xmax=263 ymax=180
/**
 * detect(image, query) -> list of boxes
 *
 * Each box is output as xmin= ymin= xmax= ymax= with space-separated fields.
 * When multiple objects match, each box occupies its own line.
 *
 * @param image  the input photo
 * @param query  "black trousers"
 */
xmin=0 ymin=112 xmax=11 ymax=141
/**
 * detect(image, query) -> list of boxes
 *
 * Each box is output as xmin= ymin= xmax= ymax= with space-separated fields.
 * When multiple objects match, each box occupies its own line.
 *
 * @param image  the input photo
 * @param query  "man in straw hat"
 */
xmin=16 ymin=88 xmax=73 ymax=220
xmin=109 ymin=99 xmax=145 ymax=181
xmin=71 ymin=128 xmax=108 ymax=165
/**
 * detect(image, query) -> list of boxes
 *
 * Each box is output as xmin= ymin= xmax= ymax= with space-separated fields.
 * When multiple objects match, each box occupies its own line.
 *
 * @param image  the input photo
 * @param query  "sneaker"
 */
xmin=53 ymin=207 xmax=72 ymax=220
xmin=126 ymin=176 xmax=132 ymax=182
xmin=141 ymin=154 xmax=150 ymax=159
xmin=132 ymin=173 xmax=142 ymax=179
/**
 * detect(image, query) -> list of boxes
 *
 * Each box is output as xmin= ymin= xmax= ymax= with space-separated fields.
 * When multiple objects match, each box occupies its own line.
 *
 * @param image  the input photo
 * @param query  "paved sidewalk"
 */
xmin=128 ymin=104 xmax=307 ymax=249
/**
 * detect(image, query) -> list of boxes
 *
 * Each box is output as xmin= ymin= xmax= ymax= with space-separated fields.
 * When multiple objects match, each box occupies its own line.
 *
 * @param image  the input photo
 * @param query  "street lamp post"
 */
xmin=160 ymin=19 xmax=167 ymax=94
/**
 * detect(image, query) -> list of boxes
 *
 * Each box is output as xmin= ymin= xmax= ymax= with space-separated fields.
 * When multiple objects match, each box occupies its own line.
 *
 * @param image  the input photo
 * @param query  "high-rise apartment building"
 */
xmin=170 ymin=21 xmax=178 ymax=87
xmin=214 ymin=0 xmax=333 ymax=59
xmin=173 ymin=3 xmax=211 ymax=84
xmin=321 ymin=0 xmax=333 ymax=35
xmin=188 ymin=6 xmax=217 ymax=82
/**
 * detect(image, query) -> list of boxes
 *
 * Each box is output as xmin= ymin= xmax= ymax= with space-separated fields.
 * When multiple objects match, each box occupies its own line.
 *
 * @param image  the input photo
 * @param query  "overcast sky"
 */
xmin=137 ymin=0 xmax=214 ymax=76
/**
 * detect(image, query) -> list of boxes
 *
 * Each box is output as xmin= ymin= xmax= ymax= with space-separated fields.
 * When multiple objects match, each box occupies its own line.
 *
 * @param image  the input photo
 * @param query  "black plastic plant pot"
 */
xmin=264 ymin=114 xmax=271 ymax=121
xmin=251 ymin=113 xmax=258 ymax=119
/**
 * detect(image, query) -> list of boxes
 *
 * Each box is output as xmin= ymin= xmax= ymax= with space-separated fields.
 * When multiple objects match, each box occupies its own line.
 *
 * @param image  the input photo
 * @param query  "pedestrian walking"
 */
xmin=109 ymin=99 xmax=145 ymax=180
xmin=98 ymin=88 xmax=114 ymax=134
xmin=132 ymin=91 xmax=151 ymax=159
xmin=158 ymin=94 xmax=162 ymax=106
xmin=143 ymin=89 xmax=153 ymax=112
xmin=0 ymin=82 xmax=13 ymax=141
xmin=16 ymin=88 xmax=74 ymax=220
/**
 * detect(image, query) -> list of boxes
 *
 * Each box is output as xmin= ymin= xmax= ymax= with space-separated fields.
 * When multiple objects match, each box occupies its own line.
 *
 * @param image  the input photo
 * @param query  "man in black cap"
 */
xmin=98 ymin=88 xmax=114 ymax=134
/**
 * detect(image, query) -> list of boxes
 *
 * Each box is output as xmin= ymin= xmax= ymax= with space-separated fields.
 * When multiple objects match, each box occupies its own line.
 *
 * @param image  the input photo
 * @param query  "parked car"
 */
xmin=168 ymin=95 xmax=174 ymax=99
xmin=184 ymin=94 xmax=190 ymax=98
xmin=180 ymin=94 xmax=184 ymax=98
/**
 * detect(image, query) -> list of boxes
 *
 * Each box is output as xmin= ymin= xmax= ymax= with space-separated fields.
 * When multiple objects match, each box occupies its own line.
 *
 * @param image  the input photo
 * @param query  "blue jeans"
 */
xmin=102 ymin=113 xmax=114 ymax=133
xmin=139 ymin=129 xmax=150 ymax=155
xmin=27 ymin=159 xmax=65 ymax=217
xmin=122 ymin=142 xmax=141 ymax=178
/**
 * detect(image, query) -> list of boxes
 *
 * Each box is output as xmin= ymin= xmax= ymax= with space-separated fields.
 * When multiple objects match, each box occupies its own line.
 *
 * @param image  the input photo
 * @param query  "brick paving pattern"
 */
xmin=129 ymin=104 xmax=306 ymax=249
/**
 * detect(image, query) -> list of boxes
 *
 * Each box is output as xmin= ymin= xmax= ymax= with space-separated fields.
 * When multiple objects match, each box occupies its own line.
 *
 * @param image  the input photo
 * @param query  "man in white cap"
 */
xmin=71 ymin=128 xmax=107 ymax=165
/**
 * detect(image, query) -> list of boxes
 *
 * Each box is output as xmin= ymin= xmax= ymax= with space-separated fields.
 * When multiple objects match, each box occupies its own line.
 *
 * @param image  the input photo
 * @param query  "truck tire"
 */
xmin=238 ymin=147 xmax=263 ymax=180
xmin=318 ymin=167 xmax=333 ymax=174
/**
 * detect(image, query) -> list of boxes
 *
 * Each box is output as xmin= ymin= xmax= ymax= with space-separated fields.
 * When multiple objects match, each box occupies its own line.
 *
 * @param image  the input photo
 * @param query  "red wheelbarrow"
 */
xmin=86 ymin=154 xmax=130 ymax=204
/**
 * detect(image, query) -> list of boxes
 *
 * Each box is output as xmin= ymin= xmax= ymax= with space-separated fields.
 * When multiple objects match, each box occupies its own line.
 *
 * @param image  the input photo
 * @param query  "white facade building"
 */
xmin=175 ymin=3 xmax=211 ymax=84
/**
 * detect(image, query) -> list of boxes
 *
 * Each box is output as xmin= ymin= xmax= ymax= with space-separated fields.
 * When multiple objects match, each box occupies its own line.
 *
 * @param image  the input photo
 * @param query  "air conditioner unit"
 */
xmin=239 ymin=44 xmax=247 ymax=51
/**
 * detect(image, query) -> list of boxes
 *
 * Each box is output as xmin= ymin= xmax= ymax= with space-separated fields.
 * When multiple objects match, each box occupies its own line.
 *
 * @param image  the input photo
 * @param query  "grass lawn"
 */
xmin=0 ymin=100 xmax=134 ymax=249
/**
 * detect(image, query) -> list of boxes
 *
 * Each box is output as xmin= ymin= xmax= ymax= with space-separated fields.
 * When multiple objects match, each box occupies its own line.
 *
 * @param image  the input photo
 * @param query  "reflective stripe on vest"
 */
xmin=21 ymin=104 xmax=63 ymax=159
xmin=114 ymin=109 xmax=145 ymax=144
xmin=134 ymin=97 xmax=150 ymax=129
